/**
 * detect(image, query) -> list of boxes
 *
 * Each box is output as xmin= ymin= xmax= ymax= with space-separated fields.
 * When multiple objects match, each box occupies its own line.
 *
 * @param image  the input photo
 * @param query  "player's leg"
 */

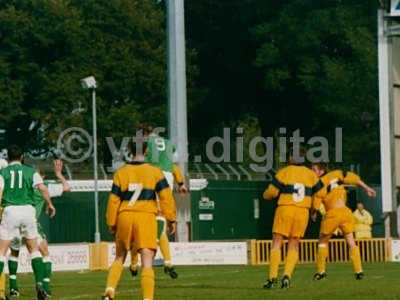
xmin=103 ymin=212 xmax=133 ymax=299
xmin=129 ymin=246 xmax=139 ymax=277
xmin=136 ymin=212 xmax=158 ymax=300
xmin=103 ymin=241 xmax=127 ymax=300
xmin=264 ymin=206 xmax=288 ymax=289
xmin=22 ymin=205 xmax=47 ymax=299
xmin=8 ymin=245 xmax=21 ymax=296
xmin=0 ymin=273 xmax=6 ymax=300
xmin=38 ymin=237 xmax=52 ymax=296
xmin=341 ymin=208 xmax=363 ymax=279
xmin=314 ymin=233 xmax=331 ymax=280
xmin=281 ymin=237 xmax=300 ymax=288
xmin=280 ymin=207 xmax=309 ymax=289
xmin=139 ymin=248 xmax=156 ymax=300
xmin=157 ymin=216 xmax=177 ymax=279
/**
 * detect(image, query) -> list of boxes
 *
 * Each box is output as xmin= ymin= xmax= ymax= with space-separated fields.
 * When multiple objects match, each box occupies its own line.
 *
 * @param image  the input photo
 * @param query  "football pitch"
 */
xmin=12 ymin=263 xmax=400 ymax=300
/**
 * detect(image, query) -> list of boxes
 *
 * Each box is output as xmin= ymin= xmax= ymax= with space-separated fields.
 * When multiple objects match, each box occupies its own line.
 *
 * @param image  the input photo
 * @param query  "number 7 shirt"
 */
xmin=263 ymin=165 xmax=325 ymax=209
xmin=106 ymin=162 xmax=177 ymax=228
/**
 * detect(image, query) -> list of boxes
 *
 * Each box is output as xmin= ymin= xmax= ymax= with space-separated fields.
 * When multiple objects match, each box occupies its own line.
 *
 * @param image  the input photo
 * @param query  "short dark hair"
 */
xmin=137 ymin=123 xmax=153 ymax=137
xmin=128 ymin=137 xmax=148 ymax=157
xmin=312 ymin=162 xmax=328 ymax=172
xmin=7 ymin=145 xmax=23 ymax=161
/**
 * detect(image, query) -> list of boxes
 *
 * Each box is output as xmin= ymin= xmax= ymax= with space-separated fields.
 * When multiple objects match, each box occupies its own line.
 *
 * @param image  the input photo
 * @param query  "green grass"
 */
xmin=11 ymin=263 xmax=400 ymax=299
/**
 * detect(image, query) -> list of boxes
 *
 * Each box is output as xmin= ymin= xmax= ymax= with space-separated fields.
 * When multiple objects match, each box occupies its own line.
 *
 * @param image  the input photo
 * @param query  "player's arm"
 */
xmin=311 ymin=178 xmax=326 ymax=221
xmin=54 ymin=159 xmax=70 ymax=192
xmin=156 ymin=173 xmax=177 ymax=234
xmin=106 ymin=172 xmax=123 ymax=233
xmin=343 ymin=171 xmax=376 ymax=198
xmin=173 ymin=164 xmax=188 ymax=194
xmin=263 ymin=173 xmax=283 ymax=200
xmin=34 ymin=172 xmax=56 ymax=218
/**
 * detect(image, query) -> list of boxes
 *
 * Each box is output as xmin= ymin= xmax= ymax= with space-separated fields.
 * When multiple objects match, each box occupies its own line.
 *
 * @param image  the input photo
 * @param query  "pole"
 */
xmin=167 ymin=0 xmax=188 ymax=175
xmin=92 ymin=88 xmax=101 ymax=243
xmin=167 ymin=0 xmax=190 ymax=242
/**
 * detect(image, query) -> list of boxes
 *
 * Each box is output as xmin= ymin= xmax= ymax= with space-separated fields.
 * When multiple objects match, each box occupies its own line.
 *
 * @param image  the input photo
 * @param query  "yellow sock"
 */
xmin=0 ymin=273 xmax=5 ymax=298
xmin=350 ymin=246 xmax=363 ymax=273
xmin=268 ymin=248 xmax=281 ymax=279
xmin=104 ymin=260 xmax=124 ymax=297
xmin=283 ymin=249 xmax=299 ymax=278
xmin=159 ymin=233 xmax=172 ymax=267
xmin=141 ymin=267 xmax=155 ymax=300
xmin=316 ymin=244 xmax=328 ymax=273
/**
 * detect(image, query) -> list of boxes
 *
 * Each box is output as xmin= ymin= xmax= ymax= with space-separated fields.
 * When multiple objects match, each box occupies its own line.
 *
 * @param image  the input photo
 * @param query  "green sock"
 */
xmin=42 ymin=257 xmax=52 ymax=294
xmin=30 ymin=252 xmax=44 ymax=286
xmin=0 ymin=256 xmax=5 ymax=274
xmin=8 ymin=256 xmax=19 ymax=290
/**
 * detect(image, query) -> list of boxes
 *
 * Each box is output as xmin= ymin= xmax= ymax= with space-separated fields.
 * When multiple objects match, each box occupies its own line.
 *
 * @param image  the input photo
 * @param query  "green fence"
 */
xmin=38 ymin=180 xmax=383 ymax=243
xmin=190 ymin=180 xmax=383 ymax=241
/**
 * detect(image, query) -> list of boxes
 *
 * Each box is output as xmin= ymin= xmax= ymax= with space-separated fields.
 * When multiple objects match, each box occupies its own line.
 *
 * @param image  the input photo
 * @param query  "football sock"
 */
xmin=8 ymin=255 xmax=19 ymax=290
xmin=0 ymin=273 xmax=5 ymax=298
xmin=268 ymin=248 xmax=281 ymax=279
xmin=350 ymin=246 xmax=363 ymax=273
xmin=0 ymin=256 xmax=5 ymax=274
xmin=105 ymin=260 xmax=124 ymax=295
xmin=283 ymin=249 xmax=299 ymax=278
xmin=159 ymin=233 xmax=172 ymax=267
xmin=42 ymin=256 xmax=52 ymax=294
xmin=31 ymin=251 xmax=44 ymax=286
xmin=141 ymin=267 xmax=155 ymax=300
xmin=317 ymin=244 xmax=328 ymax=273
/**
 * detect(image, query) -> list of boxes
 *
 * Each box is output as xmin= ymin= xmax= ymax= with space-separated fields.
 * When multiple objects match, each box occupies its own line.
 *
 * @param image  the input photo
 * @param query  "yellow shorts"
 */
xmin=116 ymin=211 xmax=157 ymax=251
xmin=273 ymin=206 xmax=309 ymax=238
xmin=320 ymin=207 xmax=355 ymax=236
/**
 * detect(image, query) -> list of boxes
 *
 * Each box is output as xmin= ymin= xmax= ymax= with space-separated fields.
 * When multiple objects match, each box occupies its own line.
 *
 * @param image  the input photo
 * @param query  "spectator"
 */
xmin=353 ymin=203 xmax=373 ymax=239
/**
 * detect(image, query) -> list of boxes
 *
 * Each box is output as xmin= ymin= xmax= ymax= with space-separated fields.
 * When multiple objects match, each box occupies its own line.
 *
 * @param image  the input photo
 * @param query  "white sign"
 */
xmin=6 ymin=244 xmax=89 ymax=273
xmin=391 ymin=239 xmax=400 ymax=262
xmin=391 ymin=0 xmax=400 ymax=16
xmin=107 ymin=242 xmax=248 ymax=266
xmin=199 ymin=214 xmax=213 ymax=221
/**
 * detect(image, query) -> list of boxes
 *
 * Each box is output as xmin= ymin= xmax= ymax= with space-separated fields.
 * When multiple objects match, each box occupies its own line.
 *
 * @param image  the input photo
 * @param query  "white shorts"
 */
xmin=163 ymin=171 xmax=174 ymax=189
xmin=0 ymin=205 xmax=38 ymax=241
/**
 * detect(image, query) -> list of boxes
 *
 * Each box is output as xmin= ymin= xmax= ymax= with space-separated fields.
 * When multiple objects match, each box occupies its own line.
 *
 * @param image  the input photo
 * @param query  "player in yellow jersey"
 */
xmin=263 ymin=153 xmax=325 ymax=289
xmin=311 ymin=163 xmax=376 ymax=281
xmin=102 ymin=138 xmax=177 ymax=300
xmin=129 ymin=163 xmax=188 ymax=279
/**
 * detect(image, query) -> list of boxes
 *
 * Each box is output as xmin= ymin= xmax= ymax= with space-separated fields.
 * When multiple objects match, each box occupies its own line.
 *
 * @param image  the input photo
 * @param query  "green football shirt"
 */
xmin=145 ymin=135 xmax=175 ymax=173
xmin=0 ymin=162 xmax=42 ymax=207
xmin=32 ymin=182 xmax=63 ymax=218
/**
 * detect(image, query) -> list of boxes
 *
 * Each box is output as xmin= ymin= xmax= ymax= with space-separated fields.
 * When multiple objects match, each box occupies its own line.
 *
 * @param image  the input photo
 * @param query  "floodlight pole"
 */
xmin=167 ymin=0 xmax=188 ymax=176
xmin=92 ymin=88 xmax=101 ymax=243
xmin=167 ymin=0 xmax=190 ymax=242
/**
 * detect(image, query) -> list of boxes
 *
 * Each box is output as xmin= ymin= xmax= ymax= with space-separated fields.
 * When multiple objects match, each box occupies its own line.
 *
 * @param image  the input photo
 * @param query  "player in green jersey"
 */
xmin=8 ymin=160 xmax=70 ymax=297
xmin=0 ymin=145 xmax=56 ymax=300
xmin=129 ymin=125 xmax=188 ymax=279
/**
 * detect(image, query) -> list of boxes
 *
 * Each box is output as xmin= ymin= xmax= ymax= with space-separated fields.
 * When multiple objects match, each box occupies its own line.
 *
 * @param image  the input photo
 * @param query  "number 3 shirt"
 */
xmin=0 ymin=161 xmax=43 ymax=207
xmin=263 ymin=165 xmax=324 ymax=209
xmin=106 ymin=161 xmax=177 ymax=228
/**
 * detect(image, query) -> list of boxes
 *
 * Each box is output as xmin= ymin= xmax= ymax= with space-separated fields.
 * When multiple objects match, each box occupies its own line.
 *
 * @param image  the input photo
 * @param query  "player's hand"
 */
xmin=178 ymin=184 xmax=188 ymax=195
xmin=54 ymin=159 xmax=64 ymax=178
xmin=365 ymin=187 xmax=376 ymax=198
xmin=168 ymin=221 xmax=177 ymax=235
xmin=311 ymin=212 xmax=318 ymax=222
xmin=46 ymin=203 xmax=56 ymax=218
